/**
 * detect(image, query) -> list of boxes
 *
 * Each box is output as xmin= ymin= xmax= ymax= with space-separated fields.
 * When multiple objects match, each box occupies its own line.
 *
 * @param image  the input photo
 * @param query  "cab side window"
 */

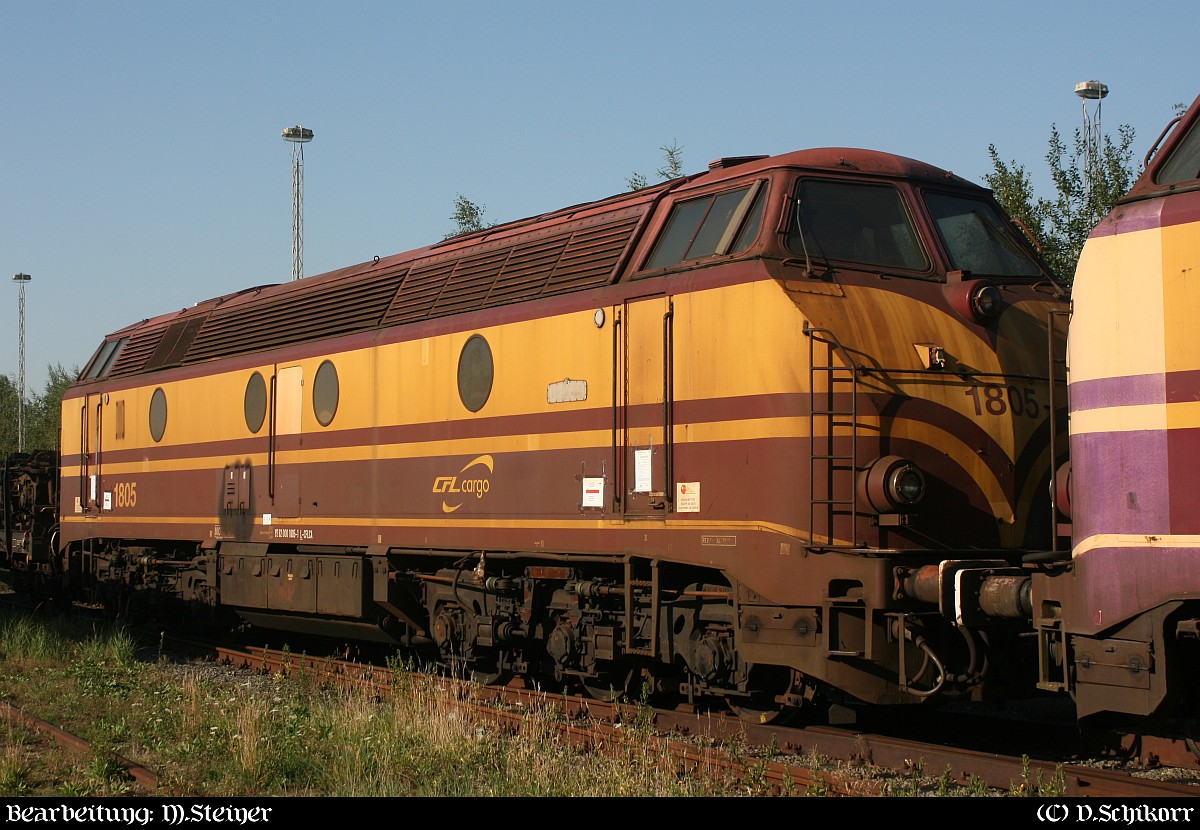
xmin=645 ymin=183 xmax=764 ymax=270
xmin=80 ymin=338 xmax=127 ymax=380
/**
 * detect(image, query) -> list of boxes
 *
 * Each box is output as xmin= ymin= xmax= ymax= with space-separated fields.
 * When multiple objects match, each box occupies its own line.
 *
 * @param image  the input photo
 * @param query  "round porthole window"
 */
xmin=149 ymin=387 xmax=168 ymax=443
xmin=457 ymin=334 xmax=493 ymax=413
xmin=244 ymin=371 xmax=267 ymax=434
xmin=313 ymin=360 xmax=339 ymax=427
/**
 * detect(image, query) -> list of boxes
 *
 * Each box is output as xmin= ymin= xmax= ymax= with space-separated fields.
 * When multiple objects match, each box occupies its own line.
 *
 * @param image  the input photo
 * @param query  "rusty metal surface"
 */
xmin=767 ymin=724 xmax=1199 ymax=797
xmin=1114 ymin=731 xmax=1200 ymax=772
xmin=0 ymin=699 xmax=165 ymax=793
xmin=185 ymin=266 xmax=408 ymax=365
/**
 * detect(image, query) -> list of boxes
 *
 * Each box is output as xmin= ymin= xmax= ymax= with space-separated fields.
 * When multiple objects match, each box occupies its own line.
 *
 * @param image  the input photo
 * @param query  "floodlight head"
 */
xmin=11 ymin=273 xmax=30 ymax=283
xmin=282 ymin=125 xmax=314 ymax=144
xmin=1074 ymin=81 xmax=1109 ymax=100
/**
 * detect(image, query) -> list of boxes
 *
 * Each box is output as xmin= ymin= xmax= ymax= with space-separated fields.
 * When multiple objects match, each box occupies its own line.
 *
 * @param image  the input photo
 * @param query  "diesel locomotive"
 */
xmin=4 ymin=144 xmax=1071 ymax=722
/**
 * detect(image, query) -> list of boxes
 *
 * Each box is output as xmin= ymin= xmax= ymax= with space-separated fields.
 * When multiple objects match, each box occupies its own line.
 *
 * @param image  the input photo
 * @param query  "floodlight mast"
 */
xmin=11 ymin=273 xmax=30 ymax=452
xmin=1074 ymin=81 xmax=1109 ymax=203
xmin=282 ymin=126 xmax=314 ymax=281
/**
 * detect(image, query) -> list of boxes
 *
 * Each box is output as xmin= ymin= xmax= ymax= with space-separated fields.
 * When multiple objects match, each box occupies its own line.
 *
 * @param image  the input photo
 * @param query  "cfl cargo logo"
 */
xmin=433 ymin=455 xmax=494 ymax=513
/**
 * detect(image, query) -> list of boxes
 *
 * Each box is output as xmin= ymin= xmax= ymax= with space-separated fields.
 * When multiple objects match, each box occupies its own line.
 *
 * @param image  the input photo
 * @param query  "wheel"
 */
xmin=468 ymin=666 xmax=508 ymax=686
xmin=727 ymin=665 xmax=803 ymax=725
xmin=729 ymin=694 xmax=796 ymax=725
xmin=462 ymin=655 xmax=509 ymax=687
xmin=581 ymin=664 xmax=639 ymax=702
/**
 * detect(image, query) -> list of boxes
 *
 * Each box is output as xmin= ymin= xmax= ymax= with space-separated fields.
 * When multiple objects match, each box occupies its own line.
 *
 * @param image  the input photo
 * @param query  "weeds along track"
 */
xmin=2 ymin=592 xmax=1197 ymax=798
xmin=0 ymin=700 xmax=167 ymax=795
xmin=187 ymin=640 xmax=1200 ymax=797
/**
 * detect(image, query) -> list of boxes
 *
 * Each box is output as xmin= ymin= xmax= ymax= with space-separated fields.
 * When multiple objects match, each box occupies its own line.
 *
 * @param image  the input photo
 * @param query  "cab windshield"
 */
xmin=785 ymin=180 xmax=928 ymax=272
xmin=1155 ymin=115 xmax=1200 ymax=185
xmin=923 ymin=192 xmax=1042 ymax=278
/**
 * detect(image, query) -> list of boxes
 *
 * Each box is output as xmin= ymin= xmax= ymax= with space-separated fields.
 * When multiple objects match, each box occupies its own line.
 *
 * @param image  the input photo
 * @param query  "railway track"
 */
xmin=4 ymin=590 xmax=1195 ymax=796
xmin=195 ymin=640 xmax=1200 ymax=797
xmin=0 ymin=700 xmax=166 ymax=795
xmin=2 ymin=592 xmax=1195 ymax=798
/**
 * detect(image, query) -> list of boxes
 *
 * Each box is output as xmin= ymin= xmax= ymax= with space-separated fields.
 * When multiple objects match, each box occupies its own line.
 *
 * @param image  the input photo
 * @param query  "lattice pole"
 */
xmin=1075 ymin=81 xmax=1108 ymax=204
xmin=11 ymin=273 xmax=30 ymax=452
xmin=282 ymin=126 xmax=314 ymax=281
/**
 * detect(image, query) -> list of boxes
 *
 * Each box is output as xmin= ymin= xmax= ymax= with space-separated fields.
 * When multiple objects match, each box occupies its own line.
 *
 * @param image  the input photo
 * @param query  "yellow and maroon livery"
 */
xmin=47 ymin=146 xmax=1066 ymax=718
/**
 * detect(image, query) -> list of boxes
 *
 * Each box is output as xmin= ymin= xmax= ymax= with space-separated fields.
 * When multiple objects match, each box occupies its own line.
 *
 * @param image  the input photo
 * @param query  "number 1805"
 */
xmin=964 ymin=385 xmax=1042 ymax=419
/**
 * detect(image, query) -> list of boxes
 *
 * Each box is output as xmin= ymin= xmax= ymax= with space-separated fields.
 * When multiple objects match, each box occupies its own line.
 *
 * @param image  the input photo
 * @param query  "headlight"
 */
xmin=858 ymin=455 xmax=926 ymax=514
xmin=1054 ymin=460 xmax=1072 ymax=520
xmin=946 ymin=279 xmax=1003 ymax=324
xmin=892 ymin=466 xmax=926 ymax=504
xmin=970 ymin=283 xmax=1003 ymax=320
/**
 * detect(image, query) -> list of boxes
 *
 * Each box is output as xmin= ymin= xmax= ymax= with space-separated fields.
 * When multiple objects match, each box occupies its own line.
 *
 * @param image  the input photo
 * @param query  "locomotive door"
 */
xmin=77 ymin=394 xmax=101 ymax=514
xmin=621 ymin=295 xmax=673 ymax=517
xmin=271 ymin=365 xmax=303 ymax=518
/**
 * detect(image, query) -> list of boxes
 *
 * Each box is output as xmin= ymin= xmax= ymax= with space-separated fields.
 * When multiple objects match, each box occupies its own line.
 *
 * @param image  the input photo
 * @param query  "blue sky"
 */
xmin=1 ymin=0 xmax=1193 ymax=391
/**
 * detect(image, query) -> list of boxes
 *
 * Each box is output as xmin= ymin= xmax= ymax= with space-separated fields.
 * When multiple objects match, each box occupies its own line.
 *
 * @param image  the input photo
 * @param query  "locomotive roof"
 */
xmin=122 ymin=146 xmax=968 ymax=327
xmin=705 ymin=147 xmax=973 ymax=188
xmin=86 ymin=145 xmax=980 ymax=380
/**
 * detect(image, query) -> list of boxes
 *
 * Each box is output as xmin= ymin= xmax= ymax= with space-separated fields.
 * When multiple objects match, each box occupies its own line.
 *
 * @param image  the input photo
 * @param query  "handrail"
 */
xmin=663 ymin=302 xmax=675 ymax=507
xmin=1047 ymin=307 xmax=1072 ymax=552
xmin=804 ymin=322 xmax=860 ymax=548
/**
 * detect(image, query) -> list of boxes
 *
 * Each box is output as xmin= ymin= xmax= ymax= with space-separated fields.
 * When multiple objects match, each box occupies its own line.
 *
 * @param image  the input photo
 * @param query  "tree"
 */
xmin=985 ymin=122 xmax=1136 ymax=282
xmin=447 ymin=194 xmax=490 ymax=238
xmin=24 ymin=364 xmax=75 ymax=451
xmin=656 ymin=139 xmax=684 ymax=181
xmin=0 ymin=364 xmax=77 ymax=456
xmin=0 ymin=375 xmax=16 ymax=456
xmin=627 ymin=140 xmax=685 ymax=191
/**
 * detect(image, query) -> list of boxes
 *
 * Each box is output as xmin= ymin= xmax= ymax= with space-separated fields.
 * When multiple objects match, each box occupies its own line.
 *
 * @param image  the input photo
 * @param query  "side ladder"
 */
xmin=805 ymin=322 xmax=860 ymax=548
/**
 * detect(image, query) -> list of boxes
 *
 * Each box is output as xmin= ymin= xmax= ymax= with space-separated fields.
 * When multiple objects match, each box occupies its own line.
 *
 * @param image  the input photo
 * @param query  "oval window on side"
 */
xmin=313 ymin=360 xmax=339 ymax=427
xmin=244 ymin=371 xmax=267 ymax=433
xmin=458 ymin=335 xmax=493 ymax=413
xmin=149 ymin=388 xmax=168 ymax=443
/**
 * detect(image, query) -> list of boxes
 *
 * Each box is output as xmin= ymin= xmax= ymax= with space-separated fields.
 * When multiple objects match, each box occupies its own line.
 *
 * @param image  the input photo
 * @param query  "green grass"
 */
xmin=0 ymin=607 xmax=736 ymax=796
xmin=0 ymin=607 xmax=1021 ymax=797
